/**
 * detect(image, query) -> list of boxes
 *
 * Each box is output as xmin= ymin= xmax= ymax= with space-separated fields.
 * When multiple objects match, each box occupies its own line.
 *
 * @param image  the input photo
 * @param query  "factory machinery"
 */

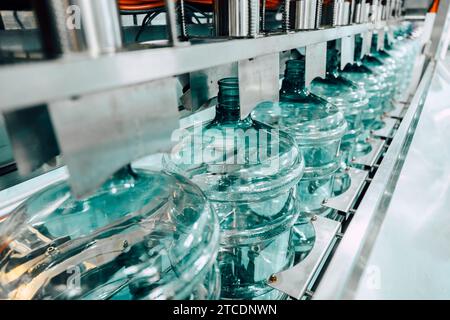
xmin=0 ymin=0 xmax=449 ymax=300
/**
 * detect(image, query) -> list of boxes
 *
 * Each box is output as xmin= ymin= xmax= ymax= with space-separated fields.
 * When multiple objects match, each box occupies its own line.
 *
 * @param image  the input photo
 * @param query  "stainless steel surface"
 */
xmin=79 ymin=0 xmax=123 ymax=55
xmin=403 ymin=0 xmax=433 ymax=15
xmin=343 ymin=1 xmax=350 ymax=26
xmin=293 ymin=0 xmax=307 ymax=30
xmin=323 ymin=167 xmax=368 ymax=214
xmin=294 ymin=0 xmax=304 ymax=30
xmin=3 ymin=105 xmax=60 ymax=176
xmin=369 ymin=1 xmax=378 ymax=23
xmin=352 ymin=57 xmax=450 ymax=299
xmin=313 ymin=61 xmax=436 ymax=300
xmin=316 ymin=0 xmax=323 ymax=29
xmin=249 ymin=0 xmax=260 ymax=37
xmin=48 ymin=78 xmax=179 ymax=198
xmin=215 ymin=0 xmax=260 ymax=37
xmin=304 ymin=0 xmax=312 ymax=29
xmin=360 ymin=1 xmax=366 ymax=23
xmin=0 ymin=23 xmax=372 ymax=112
xmin=352 ymin=138 xmax=385 ymax=168
xmin=179 ymin=0 xmax=187 ymax=39
xmin=334 ymin=0 xmax=344 ymax=26
xmin=371 ymin=117 xmax=398 ymax=139
xmin=238 ymin=53 xmax=279 ymax=119
xmin=355 ymin=2 xmax=362 ymax=24
xmin=387 ymin=102 xmax=406 ymax=119
xmin=164 ymin=0 xmax=182 ymax=46
xmin=385 ymin=0 xmax=391 ymax=20
xmin=282 ymin=0 xmax=290 ymax=32
xmin=361 ymin=30 xmax=373 ymax=57
xmin=32 ymin=0 xmax=86 ymax=57
xmin=309 ymin=0 xmax=318 ymax=29
xmin=376 ymin=28 xmax=385 ymax=50
xmin=379 ymin=4 xmax=385 ymax=22
xmin=305 ymin=42 xmax=327 ymax=87
xmin=341 ymin=34 xmax=355 ymax=69
xmin=364 ymin=2 xmax=370 ymax=23
xmin=0 ymin=115 xmax=13 ymax=167
xmin=268 ymin=216 xmax=341 ymax=299
xmin=189 ymin=63 xmax=238 ymax=111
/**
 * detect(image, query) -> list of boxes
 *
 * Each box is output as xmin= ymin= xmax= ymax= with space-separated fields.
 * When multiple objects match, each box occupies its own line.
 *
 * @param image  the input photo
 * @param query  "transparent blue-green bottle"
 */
xmin=252 ymin=58 xmax=347 ymax=259
xmin=339 ymin=41 xmax=387 ymax=158
xmin=0 ymin=166 xmax=220 ymax=300
xmin=372 ymin=34 xmax=403 ymax=99
xmin=165 ymin=78 xmax=305 ymax=300
xmin=384 ymin=27 xmax=420 ymax=98
xmin=362 ymin=50 xmax=397 ymax=113
xmin=310 ymin=46 xmax=368 ymax=195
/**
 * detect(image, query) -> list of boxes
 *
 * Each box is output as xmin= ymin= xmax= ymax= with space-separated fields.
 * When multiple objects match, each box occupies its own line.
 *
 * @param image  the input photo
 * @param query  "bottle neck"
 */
xmin=354 ymin=38 xmax=363 ymax=62
xmin=326 ymin=49 xmax=340 ymax=77
xmin=280 ymin=60 xmax=308 ymax=98
xmin=215 ymin=78 xmax=241 ymax=124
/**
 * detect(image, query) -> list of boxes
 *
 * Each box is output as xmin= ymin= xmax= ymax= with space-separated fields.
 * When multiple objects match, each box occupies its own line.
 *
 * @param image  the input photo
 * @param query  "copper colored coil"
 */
xmin=119 ymin=1 xmax=282 ymax=11
xmin=185 ymin=0 xmax=282 ymax=10
xmin=185 ymin=0 xmax=213 ymax=4
xmin=118 ymin=0 xmax=167 ymax=11
xmin=266 ymin=0 xmax=281 ymax=10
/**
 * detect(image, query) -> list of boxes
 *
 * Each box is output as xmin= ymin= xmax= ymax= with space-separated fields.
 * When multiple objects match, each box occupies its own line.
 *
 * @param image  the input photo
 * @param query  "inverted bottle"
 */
xmin=309 ymin=45 xmax=368 ymax=195
xmin=310 ymin=45 xmax=368 ymax=168
xmin=339 ymin=39 xmax=387 ymax=157
xmin=0 ymin=165 xmax=220 ymax=300
xmin=252 ymin=57 xmax=347 ymax=259
xmin=165 ymin=77 xmax=305 ymax=300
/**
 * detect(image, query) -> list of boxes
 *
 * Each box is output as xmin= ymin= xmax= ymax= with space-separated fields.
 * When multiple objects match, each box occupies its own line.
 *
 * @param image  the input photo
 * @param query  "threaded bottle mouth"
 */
xmin=216 ymin=77 xmax=240 ymax=122
xmin=218 ymin=77 xmax=240 ymax=109
xmin=284 ymin=59 xmax=305 ymax=78
xmin=355 ymin=37 xmax=363 ymax=61
xmin=281 ymin=58 xmax=306 ymax=96
xmin=326 ymin=48 xmax=339 ymax=74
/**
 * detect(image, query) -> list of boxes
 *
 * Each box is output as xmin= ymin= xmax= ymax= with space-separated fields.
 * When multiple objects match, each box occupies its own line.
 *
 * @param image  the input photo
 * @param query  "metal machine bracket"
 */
xmin=305 ymin=42 xmax=327 ymax=87
xmin=3 ymin=105 xmax=60 ymax=175
xmin=361 ymin=30 xmax=373 ymax=58
xmin=372 ymin=117 xmax=398 ymax=139
xmin=268 ymin=216 xmax=341 ymax=299
xmin=376 ymin=28 xmax=385 ymax=51
xmin=238 ymin=53 xmax=280 ymax=119
xmin=48 ymin=77 xmax=179 ymax=198
xmin=322 ymin=167 xmax=368 ymax=215
xmin=352 ymin=138 xmax=386 ymax=168
xmin=190 ymin=63 xmax=238 ymax=112
xmin=341 ymin=35 xmax=355 ymax=70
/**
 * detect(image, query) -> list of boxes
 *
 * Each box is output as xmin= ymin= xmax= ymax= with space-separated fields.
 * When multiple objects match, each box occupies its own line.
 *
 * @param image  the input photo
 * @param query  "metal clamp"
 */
xmin=322 ymin=167 xmax=368 ymax=216
xmin=352 ymin=138 xmax=386 ymax=168
xmin=371 ymin=117 xmax=398 ymax=139
xmin=267 ymin=216 xmax=341 ymax=299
